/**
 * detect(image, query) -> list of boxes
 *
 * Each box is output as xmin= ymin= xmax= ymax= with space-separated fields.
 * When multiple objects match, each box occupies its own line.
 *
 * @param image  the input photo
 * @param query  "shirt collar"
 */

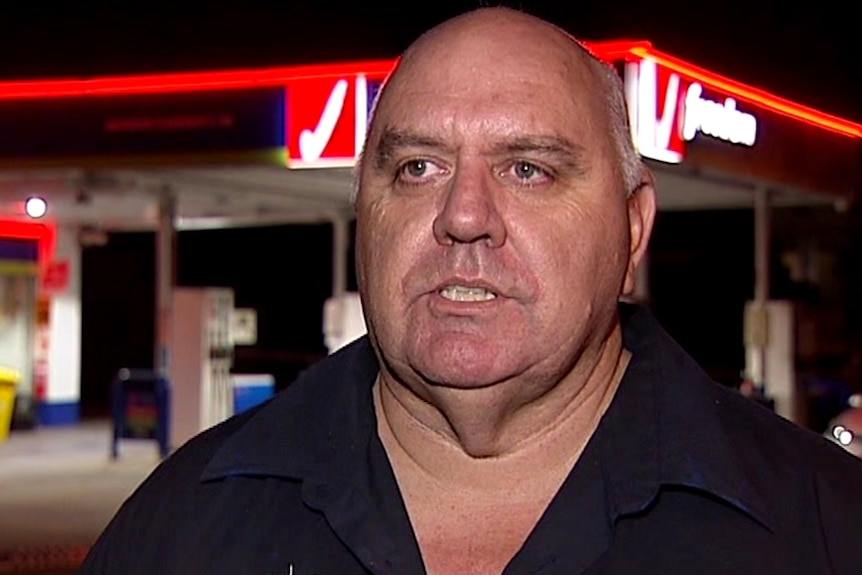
xmin=202 ymin=304 xmax=778 ymax=532
xmin=201 ymin=337 xmax=426 ymax=575
xmin=603 ymin=303 xmax=778 ymax=531
xmin=201 ymin=335 xmax=380 ymax=483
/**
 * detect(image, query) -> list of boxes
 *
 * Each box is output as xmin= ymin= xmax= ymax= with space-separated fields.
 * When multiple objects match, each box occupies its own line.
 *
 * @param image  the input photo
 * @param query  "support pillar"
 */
xmin=745 ymin=189 xmax=771 ymax=390
xmin=331 ymin=213 xmax=348 ymax=300
xmin=754 ymin=188 xmax=771 ymax=308
xmin=40 ymin=224 xmax=82 ymax=425
xmin=322 ymin=212 xmax=365 ymax=353
xmin=745 ymin=188 xmax=797 ymax=420
xmin=155 ymin=188 xmax=177 ymax=376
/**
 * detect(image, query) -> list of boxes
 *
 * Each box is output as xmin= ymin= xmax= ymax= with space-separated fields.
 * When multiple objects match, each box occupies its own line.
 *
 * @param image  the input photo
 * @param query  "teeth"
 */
xmin=439 ymin=285 xmax=497 ymax=302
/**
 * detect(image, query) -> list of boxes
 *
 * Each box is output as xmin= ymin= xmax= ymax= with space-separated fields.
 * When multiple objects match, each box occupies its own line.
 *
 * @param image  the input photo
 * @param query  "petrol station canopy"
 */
xmin=0 ymin=40 xmax=858 ymax=235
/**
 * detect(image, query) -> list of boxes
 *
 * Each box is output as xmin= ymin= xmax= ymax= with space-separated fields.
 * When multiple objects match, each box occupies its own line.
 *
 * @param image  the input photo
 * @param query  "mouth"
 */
xmin=438 ymin=285 xmax=498 ymax=302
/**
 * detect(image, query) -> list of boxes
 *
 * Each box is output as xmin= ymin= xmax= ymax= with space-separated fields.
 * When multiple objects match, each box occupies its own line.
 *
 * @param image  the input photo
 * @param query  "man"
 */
xmin=81 ymin=7 xmax=862 ymax=574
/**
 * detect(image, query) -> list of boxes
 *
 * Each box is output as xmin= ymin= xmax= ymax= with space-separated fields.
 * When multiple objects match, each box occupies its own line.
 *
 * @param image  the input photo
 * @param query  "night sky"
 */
xmin=0 ymin=1 xmax=859 ymax=122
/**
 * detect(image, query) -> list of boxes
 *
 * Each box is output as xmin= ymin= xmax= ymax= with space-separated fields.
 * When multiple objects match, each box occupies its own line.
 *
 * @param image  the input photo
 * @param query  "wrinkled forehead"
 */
xmin=366 ymin=11 xmax=608 ymax=150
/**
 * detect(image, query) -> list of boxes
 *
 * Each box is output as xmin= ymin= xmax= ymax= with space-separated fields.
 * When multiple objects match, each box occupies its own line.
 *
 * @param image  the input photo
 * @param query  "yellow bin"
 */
xmin=0 ymin=367 xmax=19 ymax=441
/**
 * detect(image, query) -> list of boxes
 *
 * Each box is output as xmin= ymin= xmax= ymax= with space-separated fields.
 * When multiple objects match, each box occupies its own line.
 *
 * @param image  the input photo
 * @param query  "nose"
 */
xmin=432 ymin=165 xmax=506 ymax=247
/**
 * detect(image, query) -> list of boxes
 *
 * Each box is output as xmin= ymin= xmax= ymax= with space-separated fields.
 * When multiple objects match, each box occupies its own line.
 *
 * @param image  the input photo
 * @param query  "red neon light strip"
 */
xmin=627 ymin=46 xmax=862 ymax=138
xmin=0 ymin=45 xmax=856 ymax=138
xmin=588 ymin=40 xmax=862 ymax=138
xmin=585 ymin=40 xmax=652 ymax=61
xmin=0 ymin=60 xmax=397 ymax=100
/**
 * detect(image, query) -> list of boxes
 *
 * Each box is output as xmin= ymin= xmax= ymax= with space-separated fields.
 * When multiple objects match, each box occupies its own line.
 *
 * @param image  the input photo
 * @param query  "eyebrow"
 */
xmin=489 ymin=136 xmax=589 ymax=175
xmin=370 ymin=129 xmax=589 ymax=175
xmin=371 ymin=128 xmax=451 ymax=169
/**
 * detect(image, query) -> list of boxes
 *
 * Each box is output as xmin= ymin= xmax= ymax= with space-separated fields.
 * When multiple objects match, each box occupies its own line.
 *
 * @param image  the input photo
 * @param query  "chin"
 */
xmin=410 ymin=337 xmax=516 ymax=389
xmin=419 ymin=368 xmax=503 ymax=390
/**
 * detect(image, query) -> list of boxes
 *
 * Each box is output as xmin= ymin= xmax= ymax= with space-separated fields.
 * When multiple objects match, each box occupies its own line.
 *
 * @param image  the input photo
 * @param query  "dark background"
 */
xmin=0 ymin=1 xmax=859 ymax=121
xmin=80 ymin=224 xmax=339 ymax=417
xmin=1 ymin=1 xmax=856 ymax=416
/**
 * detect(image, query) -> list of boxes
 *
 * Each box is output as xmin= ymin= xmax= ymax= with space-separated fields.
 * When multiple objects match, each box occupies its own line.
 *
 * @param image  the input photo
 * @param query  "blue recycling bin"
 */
xmin=232 ymin=374 xmax=275 ymax=414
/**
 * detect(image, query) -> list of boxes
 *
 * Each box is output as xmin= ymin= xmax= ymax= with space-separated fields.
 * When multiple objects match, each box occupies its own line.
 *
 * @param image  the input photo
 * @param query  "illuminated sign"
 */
xmin=624 ymin=58 xmax=759 ymax=164
xmin=42 ymin=260 xmax=70 ymax=293
xmin=285 ymin=74 xmax=385 ymax=168
xmin=683 ymin=83 xmax=757 ymax=146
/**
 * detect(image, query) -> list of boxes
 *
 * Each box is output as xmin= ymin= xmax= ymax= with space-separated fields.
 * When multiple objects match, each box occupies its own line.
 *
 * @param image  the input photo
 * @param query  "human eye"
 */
xmin=502 ymin=160 xmax=554 ymax=187
xmin=396 ymin=158 xmax=447 ymax=186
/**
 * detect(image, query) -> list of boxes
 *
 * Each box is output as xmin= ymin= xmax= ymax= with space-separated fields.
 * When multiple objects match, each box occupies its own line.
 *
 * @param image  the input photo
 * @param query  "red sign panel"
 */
xmin=42 ymin=260 xmax=69 ymax=293
xmin=285 ymin=73 xmax=387 ymax=168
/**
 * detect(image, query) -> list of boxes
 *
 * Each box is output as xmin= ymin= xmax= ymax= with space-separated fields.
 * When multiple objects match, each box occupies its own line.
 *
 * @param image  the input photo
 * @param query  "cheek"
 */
xmin=528 ymin=213 xmax=628 ymax=310
xmin=367 ymin=213 xmax=419 ymax=271
xmin=357 ymin=205 xmax=429 ymax=307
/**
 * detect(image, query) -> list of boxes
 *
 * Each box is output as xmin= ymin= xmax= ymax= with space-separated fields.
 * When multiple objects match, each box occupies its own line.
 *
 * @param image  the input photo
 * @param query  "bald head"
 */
xmin=356 ymin=7 xmax=644 ymax=200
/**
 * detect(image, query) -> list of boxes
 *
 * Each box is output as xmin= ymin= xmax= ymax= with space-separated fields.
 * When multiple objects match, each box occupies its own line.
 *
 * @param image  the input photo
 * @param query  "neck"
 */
xmin=375 ymin=329 xmax=630 ymax=491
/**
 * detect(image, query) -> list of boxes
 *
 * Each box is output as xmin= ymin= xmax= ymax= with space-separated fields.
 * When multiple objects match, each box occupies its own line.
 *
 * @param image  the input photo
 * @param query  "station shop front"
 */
xmin=0 ymin=41 xmax=858 ymax=434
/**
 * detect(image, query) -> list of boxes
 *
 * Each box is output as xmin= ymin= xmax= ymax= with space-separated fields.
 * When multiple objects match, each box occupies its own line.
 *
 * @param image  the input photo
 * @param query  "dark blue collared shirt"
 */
xmin=81 ymin=304 xmax=862 ymax=574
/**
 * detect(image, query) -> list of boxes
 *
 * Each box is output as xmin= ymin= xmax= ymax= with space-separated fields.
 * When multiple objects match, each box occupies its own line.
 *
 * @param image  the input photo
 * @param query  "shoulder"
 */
xmin=710 ymin=382 xmax=862 ymax=570
xmin=80 ymin=337 xmax=379 ymax=573
xmin=703 ymin=375 xmax=862 ymax=481
xmin=673 ymin=364 xmax=862 ymax=563
xmin=628 ymin=300 xmax=862 ymax=488
xmin=624 ymin=302 xmax=862 ymax=558
xmin=77 ymin=411 xmax=252 ymax=573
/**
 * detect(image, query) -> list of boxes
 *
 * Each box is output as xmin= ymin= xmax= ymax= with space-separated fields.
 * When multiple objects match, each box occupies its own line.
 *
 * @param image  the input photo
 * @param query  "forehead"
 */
xmin=368 ymin=13 xmax=608 ymax=149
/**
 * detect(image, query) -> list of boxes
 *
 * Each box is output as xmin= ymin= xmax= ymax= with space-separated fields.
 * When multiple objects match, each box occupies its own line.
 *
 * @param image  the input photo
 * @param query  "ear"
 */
xmin=622 ymin=171 xmax=657 ymax=296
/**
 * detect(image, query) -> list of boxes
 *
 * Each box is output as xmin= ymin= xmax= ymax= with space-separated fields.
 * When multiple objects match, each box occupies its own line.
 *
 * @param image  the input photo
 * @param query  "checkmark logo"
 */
xmin=299 ymin=79 xmax=349 ymax=162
